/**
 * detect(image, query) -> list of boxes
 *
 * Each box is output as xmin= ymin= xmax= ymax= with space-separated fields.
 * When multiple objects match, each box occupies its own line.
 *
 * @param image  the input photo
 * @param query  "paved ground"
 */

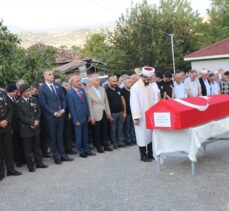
xmin=0 ymin=140 xmax=229 ymax=211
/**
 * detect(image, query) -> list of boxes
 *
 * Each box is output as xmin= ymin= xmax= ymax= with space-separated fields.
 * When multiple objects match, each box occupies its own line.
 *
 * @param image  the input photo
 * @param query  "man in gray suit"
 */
xmin=86 ymin=74 xmax=113 ymax=153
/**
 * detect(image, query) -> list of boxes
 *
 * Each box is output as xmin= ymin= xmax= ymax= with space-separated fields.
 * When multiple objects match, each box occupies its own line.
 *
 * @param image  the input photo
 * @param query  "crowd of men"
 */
xmin=0 ymin=66 xmax=229 ymax=181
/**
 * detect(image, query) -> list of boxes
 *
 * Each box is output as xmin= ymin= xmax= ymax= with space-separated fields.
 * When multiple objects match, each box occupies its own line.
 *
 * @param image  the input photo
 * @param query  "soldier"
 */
xmin=6 ymin=83 xmax=25 ymax=167
xmin=17 ymin=84 xmax=48 ymax=172
xmin=0 ymin=89 xmax=22 ymax=181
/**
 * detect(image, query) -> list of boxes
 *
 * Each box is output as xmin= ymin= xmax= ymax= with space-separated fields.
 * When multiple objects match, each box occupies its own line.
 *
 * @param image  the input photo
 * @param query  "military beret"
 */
xmin=19 ymin=83 xmax=31 ymax=93
xmin=224 ymin=71 xmax=229 ymax=76
xmin=6 ymin=83 xmax=17 ymax=92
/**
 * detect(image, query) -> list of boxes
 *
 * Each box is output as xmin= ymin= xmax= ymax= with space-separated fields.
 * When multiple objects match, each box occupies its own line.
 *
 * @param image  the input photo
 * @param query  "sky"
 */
xmin=0 ymin=0 xmax=211 ymax=32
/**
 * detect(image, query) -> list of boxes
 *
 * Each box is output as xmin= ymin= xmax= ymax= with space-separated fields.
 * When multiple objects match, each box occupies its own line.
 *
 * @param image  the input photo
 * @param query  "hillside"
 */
xmin=17 ymin=26 xmax=113 ymax=49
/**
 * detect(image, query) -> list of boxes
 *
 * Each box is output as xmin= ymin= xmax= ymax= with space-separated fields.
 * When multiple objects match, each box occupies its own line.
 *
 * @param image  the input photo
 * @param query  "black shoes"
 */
xmin=43 ymin=152 xmax=52 ymax=158
xmin=28 ymin=168 xmax=36 ymax=172
xmin=61 ymin=155 xmax=74 ymax=161
xmin=140 ymin=155 xmax=152 ymax=162
xmin=104 ymin=146 xmax=113 ymax=151
xmin=54 ymin=159 xmax=62 ymax=164
xmin=147 ymin=154 xmax=154 ymax=160
xmin=65 ymin=149 xmax=77 ymax=155
xmin=86 ymin=151 xmax=96 ymax=156
xmin=118 ymin=143 xmax=126 ymax=148
xmin=7 ymin=170 xmax=22 ymax=176
xmin=80 ymin=153 xmax=88 ymax=158
xmin=36 ymin=163 xmax=48 ymax=168
xmin=126 ymin=142 xmax=135 ymax=146
xmin=97 ymin=147 xmax=105 ymax=153
xmin=113 ymin=145 xmax=119 ymax=150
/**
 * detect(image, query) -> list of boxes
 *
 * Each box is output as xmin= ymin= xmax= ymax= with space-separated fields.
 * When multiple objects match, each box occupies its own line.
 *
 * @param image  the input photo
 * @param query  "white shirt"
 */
xmin=184 ymin=77 xmax=201 ymax=97
xmin=210 ymin=81 xmax=220 ymax=95
xmin=93 ymin=86 xmax=102 ymax=100
xmin=45 ymin=82 xmax=56 ymax=94
xmin=174 ymin=81 xmax=187 ymax=98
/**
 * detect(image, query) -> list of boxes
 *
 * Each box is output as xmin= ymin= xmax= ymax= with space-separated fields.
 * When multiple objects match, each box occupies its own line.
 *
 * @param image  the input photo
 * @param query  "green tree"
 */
xmin=206 ymin=0 xmax=229 ymax=43
xmin=81 ymin=33 xmax=109 ymax=59
xmin=0 ymin=20 xmax=25 ymax=86
xmin=109 ymin=0 xmax=203 ymax=72
xmin=23 ymin=46 xmax=56 ymax=83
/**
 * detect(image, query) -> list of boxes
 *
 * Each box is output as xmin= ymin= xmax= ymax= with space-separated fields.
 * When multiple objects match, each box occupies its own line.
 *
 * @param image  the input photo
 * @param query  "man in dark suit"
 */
xmin=0 ymin=89 xmax=22 ymax=181
xmin=17 ymin=84 xmax=48 ymax=172
xmin=66 ymin=75 xmax=95 ymax=158
xmin=38 ymin=69 xmax=73 ymax=164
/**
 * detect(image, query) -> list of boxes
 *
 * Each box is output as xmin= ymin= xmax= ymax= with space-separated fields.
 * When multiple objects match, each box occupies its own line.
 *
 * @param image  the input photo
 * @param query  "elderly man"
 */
xmin=184 ymin=70 xmax=202 ymax=98
xmin=67 ymin=75 xmax=95 ymax=158
xmin=199 ymin=69 xmax=211 ymax=96
xmin=208 ymin=73 xmax=220 ymax=95
xmin=174 ymin=71 xmax=188 ymax=98
xmin=130 ymin=66 xmax=157 ymax=162
xmin=86 ymin=74 xmax=113 ymax=152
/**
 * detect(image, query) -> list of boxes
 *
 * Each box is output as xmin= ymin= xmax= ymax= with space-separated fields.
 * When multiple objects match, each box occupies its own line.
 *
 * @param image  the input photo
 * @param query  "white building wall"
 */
xmin=191 ymin=58 xmax=229 ymax=72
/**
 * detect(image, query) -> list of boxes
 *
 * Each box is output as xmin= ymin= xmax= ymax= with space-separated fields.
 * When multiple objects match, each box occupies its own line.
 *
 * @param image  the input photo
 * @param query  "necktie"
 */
xmin=77 ymin=89 xmax=83 ymax=101
xmin=50 ymin=85 xmax=56 ymax=95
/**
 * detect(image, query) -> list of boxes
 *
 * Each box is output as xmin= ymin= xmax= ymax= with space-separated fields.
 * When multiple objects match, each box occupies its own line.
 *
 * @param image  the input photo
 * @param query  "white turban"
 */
xmin=142 ymin=66 xmax=155 ymax=77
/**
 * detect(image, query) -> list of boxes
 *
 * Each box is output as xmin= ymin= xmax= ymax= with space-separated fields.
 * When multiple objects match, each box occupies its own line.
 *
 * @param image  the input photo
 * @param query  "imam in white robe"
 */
xmin=130 ymin=78 xmax=155 ymax=147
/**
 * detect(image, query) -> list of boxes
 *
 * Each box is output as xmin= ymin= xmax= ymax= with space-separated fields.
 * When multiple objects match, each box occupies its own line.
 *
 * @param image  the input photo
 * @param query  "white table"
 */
xmin=153 ymin=116 xmax=229 ymax=176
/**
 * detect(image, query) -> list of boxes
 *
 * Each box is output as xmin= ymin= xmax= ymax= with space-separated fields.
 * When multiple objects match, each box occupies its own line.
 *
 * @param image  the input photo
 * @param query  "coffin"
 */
xmin=146 ymin=94 xmax=229 ymax=130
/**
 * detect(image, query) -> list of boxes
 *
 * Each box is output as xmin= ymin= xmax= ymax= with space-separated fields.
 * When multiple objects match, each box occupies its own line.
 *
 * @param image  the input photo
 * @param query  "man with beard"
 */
xmin=130 ymin=66 xmax=156 ymax=162
xmin=106 ymin=75 xmax=126 ymax=149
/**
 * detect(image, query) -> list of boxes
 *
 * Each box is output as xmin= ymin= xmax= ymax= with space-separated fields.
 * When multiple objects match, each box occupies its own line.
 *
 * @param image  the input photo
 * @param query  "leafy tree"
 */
xmin=109 ymin=0 xmax=203 ymax=72
xmin=0 ymin=20 xmax=25 ymax=86
xmin=206 ymin=0 xmax=229 ymax=43
xmin=81 ymin=33 xmax=110 ymax=61
xmin=23 ymin=46 xmax=56 ymax=83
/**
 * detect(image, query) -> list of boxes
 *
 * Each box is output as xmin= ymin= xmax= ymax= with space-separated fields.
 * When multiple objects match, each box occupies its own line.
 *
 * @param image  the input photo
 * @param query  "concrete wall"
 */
xmin=191 ymin=58 xmax=229 ymax=72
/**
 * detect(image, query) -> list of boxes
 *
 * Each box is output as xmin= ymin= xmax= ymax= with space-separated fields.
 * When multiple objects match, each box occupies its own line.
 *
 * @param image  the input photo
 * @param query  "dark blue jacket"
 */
xmin=38 ymin=83 xmax=66 ymax=120
xmin=66 ymin=87 xmax=90 ymax=124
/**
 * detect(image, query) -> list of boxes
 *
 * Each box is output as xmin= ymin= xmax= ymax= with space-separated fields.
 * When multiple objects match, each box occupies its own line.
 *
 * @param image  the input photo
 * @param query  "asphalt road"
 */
xmin=0 ymin=141 xmax=229 ymax=211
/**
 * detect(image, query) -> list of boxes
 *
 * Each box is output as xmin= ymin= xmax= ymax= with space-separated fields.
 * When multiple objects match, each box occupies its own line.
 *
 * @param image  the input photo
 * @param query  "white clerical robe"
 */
xmin=130 ymin=79 xmax=155 ymax=147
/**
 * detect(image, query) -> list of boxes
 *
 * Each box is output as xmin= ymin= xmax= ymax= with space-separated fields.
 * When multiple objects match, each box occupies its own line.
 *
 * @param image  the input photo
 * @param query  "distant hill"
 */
xmin=17 ymin=26 xmax=114 ymax=49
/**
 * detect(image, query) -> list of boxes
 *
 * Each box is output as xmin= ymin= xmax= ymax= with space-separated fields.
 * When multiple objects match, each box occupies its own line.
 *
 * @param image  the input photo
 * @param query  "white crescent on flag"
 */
xmin=173 ymin=97 xmax=211 ymax=111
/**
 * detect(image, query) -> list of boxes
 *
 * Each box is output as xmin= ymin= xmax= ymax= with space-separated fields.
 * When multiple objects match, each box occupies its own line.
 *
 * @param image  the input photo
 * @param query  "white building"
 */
xmin=184 ymin=37 xmax=229 ymax=72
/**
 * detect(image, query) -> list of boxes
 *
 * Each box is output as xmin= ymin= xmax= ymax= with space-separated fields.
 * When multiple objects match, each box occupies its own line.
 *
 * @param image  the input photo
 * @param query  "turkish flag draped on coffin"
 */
xmin=146 ymin=94 xmax=229 ymax=130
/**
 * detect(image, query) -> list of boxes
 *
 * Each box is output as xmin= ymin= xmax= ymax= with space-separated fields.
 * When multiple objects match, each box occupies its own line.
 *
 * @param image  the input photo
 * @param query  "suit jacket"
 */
xmin=86 ymin=86 xmax=111 ymax=121
xmin=38 ymin=82 xmax=66 ymax=120
xmin=199 ymin=77 xmax=210 ymax=96
xmin=0 ymin=91 xmax=12 ymax=133
xmin=66 ymin=87 xmax=90 ymax=124
xmin=16 ymin=96 xmax=41 ymax=138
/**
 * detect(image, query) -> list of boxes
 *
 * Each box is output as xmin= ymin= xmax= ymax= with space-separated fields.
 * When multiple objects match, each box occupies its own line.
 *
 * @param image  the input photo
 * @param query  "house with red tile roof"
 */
xmin=184 ymin=37 xmax=229 ymax=72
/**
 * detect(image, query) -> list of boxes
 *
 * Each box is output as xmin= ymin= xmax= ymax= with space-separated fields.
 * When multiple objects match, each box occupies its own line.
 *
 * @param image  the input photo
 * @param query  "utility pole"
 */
xmin=169 ymin=34 xmax=176 ymax=75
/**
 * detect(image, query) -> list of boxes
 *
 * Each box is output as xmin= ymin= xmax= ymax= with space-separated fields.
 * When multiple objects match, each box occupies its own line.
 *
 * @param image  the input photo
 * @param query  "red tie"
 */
xmin=77 ymin=89 xmax=83 ymax=101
